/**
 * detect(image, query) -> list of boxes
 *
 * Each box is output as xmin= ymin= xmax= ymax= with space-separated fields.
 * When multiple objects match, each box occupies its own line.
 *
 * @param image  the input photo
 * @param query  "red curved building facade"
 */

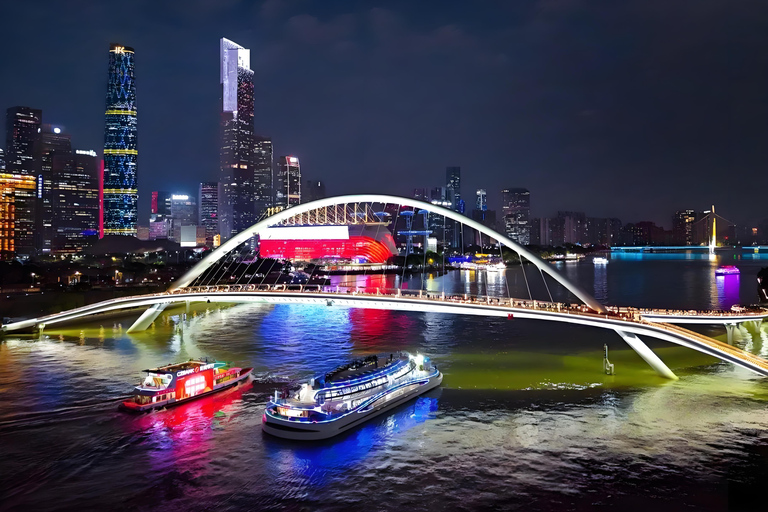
xmin=259 ymin=225 xmax=398 ymax=263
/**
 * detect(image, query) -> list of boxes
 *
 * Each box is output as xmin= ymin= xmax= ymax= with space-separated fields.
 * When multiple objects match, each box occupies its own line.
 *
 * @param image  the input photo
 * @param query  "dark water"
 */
xmin=2 ymin=251 xmax=768 ymax=511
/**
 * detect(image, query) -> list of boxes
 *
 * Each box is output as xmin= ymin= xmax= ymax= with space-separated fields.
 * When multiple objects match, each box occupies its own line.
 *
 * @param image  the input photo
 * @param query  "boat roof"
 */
xmin=323 ymin=353 xmax=408 ymax=385
xmin=144 ymin=360 xmax=211 ymax=374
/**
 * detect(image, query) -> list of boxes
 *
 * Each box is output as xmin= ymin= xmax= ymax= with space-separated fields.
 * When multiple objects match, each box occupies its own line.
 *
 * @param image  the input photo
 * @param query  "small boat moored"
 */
xmin=120 ymin=359 xmax=253 ymax=412
xmin=262 ymin=352 xmax=442 ymax=440
xmin=715 ymin=265 xmax=740 ymax=276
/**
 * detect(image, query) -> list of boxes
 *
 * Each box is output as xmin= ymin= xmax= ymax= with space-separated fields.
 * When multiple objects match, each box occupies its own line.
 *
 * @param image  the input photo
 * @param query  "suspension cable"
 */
xmin=538 ymin=265 xmax=554 ymax=303
xmin=519 ymin=250 xmax=532 ymax=300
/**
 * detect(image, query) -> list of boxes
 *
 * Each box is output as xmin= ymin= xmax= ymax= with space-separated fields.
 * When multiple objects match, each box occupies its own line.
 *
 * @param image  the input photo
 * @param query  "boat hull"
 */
xmin=120 ymin=368 xmax=253 ymax=413
xmin=262 ymin=371 xmax=443 ymax=441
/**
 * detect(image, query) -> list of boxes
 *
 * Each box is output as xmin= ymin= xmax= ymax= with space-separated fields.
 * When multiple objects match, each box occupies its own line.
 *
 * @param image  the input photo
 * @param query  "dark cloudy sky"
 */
xmin=1 ymin=0 xmax=767 ymax=227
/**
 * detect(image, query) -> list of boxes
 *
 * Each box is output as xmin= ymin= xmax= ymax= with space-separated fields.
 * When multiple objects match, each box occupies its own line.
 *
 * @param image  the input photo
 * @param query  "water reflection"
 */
xmin=262 ymin=394 xmax=440 ymax=488
xmin=715 ymin=274 xmax=740 ymax=310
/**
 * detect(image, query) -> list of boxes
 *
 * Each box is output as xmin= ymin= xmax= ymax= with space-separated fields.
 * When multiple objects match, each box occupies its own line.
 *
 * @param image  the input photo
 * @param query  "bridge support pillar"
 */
xmin=725 ymin=323 xmax=738 ymax=344
xmin=127 ymin=303 xmax=168 ymax=333
xmin=615 ymin=330 xmax=678 ymax=380
xmin=185 ymin=300 xmax=191 ymax=315
xmin=743 ymin=320 xmax=762 ymax=335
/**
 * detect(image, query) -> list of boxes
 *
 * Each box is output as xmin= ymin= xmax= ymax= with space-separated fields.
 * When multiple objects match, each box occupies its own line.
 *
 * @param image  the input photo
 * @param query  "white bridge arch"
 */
xmin=169 ymin=194 xmax=606 ymax=313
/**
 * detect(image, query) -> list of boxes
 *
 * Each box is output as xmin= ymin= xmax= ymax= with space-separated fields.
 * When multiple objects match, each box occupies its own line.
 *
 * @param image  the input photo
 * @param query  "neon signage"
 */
xmin=177 ymin=363 xmax=214 ymax=377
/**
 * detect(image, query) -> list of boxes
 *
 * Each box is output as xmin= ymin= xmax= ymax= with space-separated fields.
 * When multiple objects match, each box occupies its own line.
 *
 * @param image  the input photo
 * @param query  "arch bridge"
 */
xmin=4 ymin=194 xmax=768 ymax=380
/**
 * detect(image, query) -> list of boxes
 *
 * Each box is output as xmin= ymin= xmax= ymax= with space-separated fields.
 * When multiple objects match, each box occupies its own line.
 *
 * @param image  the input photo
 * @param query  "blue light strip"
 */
xmin=320 ymin=359 xmax=408 ymax=389
xmin=265 ymin=369 xmax=440 ymax=425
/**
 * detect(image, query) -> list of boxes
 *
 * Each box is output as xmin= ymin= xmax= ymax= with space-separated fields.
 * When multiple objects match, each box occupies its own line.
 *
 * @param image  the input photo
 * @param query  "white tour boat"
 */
xmin=262 ymin=352 xmax=442 ymax=440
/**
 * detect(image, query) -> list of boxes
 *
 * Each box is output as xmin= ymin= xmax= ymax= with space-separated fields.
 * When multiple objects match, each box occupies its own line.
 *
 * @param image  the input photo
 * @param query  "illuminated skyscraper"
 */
xmin=5 ymin=106 xmax=42 ymax=254
xmin=0 ymin=174 xmax=37 ymax=258
xmin=39 ymin=124 xmax=72 ymax=252
xmin=219 ymin=38 xmax=255 ymax=239
xmin=103 ymin=43 xmax=138 ymax=236
xmin=502 ymin=188 xmax=531 ymax=245
xmin=151 ymin=191 xmax=171 ymax=215
xmin=254 ymin=136 xmax=273 ymax=217
xmin=275 ymin=156 xmax=301 ymax=209
xmin=0 ymin=148 xmax=5 ymax=170
xmin=51 ymin=150 xmax=100 ymax=253
xmin=199 ymin=182 xmax=219 ymax=244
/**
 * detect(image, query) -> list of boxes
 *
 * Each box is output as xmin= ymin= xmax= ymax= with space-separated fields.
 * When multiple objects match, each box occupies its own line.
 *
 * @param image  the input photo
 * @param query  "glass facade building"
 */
xmin=502 ymin=188 xmax=531 ymax=245
xmin=0 ymin=174 xmax=37 ymax=259
xmin=103 ymin=43 xmax=138 ymax=236
xmin=219 ymin=38 xmax=255 ymax=239
xmin=199 ymin=182 xmax=219 ymax=244
xmin=254 ymin=136 xmax=273 ymax=218
xmin=39 ymin=124 xmax=72 ymax=253
xmin=51 ymin=150 xmax=100 ymax=253
xmin=275 ymin=156 xmax=301 ymax=209
xmin=5 ymin=107 xmax=42 ymax=254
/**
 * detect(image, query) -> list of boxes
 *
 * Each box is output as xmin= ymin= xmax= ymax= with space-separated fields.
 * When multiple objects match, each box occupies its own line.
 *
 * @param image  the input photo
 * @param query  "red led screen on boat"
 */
xmin=259 ymin=235 xmax=396 ymax=263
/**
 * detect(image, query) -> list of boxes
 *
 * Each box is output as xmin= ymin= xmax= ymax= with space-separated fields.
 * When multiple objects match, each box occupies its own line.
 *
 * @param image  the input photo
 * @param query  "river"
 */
xmin=1 ymin=250 xmax=768 ymax=511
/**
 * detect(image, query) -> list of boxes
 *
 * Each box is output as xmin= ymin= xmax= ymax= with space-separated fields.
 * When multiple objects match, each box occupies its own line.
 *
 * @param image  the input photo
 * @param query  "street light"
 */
xmin=30 ymin=273 xmax=37 ymax=287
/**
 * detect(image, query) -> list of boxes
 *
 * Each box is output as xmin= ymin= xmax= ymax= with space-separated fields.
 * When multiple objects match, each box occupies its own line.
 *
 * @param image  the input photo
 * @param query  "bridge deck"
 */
xmin=4 ymin=285 xmax=768 ymax=376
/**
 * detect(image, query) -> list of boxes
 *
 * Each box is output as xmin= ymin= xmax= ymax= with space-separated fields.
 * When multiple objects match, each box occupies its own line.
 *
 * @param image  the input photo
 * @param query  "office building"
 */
xmin=39 ymin=124 xmax=72 ymax=252
xmin=103 ymin=43 xmax=138 ymax=236
xmin=50 ymin=150 xmax=100 ymax=253
xmin=199 ymin=182 xmax=219 ymax=244
xmin=219 ymin=38 xmax=256 ymax=239
xmin=5 ymin=107 xmax=42 ymax=254
xmin=5 ymin=107 xmax=42 ymax=176
xmin=275 ymin=156 xmax=301 ymax=209
xmin=303 ymin=180 xmax=326 ymax=204
xmin=254 ymin=136 xmax=273 ymax=217
xmin=0 ymin=173 xmax=37 ymax=258
xmin=502 ymin=188 xmax=531 ymax=245
xmin=475 ymin=189 xmax=487 ymax=212
xmin=151 ymin=191 xmax=172 ymax=215
xmin=0 ymin=148 xmax=5 ymax=170
xmin=446 ymin=167 xmax=461 ymax=209
xmin=169 ymin=194 xmax=197 ymax=241
xmin=673 ymin=210 xmax=696 ymax=246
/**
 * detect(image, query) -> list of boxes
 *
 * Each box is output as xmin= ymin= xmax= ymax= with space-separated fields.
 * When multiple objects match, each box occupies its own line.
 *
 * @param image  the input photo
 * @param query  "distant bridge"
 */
xmin=4 ymin=194 xmax=768 ymax=381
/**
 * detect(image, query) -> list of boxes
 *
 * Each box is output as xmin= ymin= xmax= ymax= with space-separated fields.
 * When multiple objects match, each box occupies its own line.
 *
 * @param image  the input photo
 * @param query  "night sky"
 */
xmin=1 ymin=0 xmax=767 ymax=227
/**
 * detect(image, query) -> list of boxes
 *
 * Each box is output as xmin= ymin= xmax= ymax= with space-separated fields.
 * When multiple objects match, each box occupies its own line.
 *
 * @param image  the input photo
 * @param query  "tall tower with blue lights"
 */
xmin=102 ymin=43 xmax=138 ymax=236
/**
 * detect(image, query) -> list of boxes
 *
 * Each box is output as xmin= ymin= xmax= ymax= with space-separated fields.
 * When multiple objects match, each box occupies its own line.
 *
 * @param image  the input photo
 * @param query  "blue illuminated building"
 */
xmin=102 ymin=43 xmax=138 ymax=236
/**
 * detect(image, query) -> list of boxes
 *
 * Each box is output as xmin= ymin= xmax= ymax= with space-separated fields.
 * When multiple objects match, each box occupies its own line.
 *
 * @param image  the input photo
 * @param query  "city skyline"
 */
xmin=1 ymin=1 xmax=767 ymax=227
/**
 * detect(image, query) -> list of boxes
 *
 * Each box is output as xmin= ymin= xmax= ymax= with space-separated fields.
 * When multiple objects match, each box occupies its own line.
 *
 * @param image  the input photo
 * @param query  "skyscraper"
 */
xmin=39 ymin=124 xmax=72 ymax=252
xmin=0 ymin=148 xmax=5 ymax=170
xmin=254 ymin=136 xmax=273 ymax=217
xmin=199 ymin=182 xmax=219 ymax=244
xmin=303 ymin=180 xmax=326 ymax=203
xmin=275 ymin=156 xmax=301 ymax=209
xmin=0 ymin=174 xmax=36 ymax=259
xmin=5 ymin=106 xmax=42 ymax=254
xmin=103 ymin=43 xmax=138 ymax=236
xmin=475 ymin=189 xmax=487 ymax=212
xmin=219 ymin=38 xmax=255 ymax=239
xmin=169 ymin=194 xmax=197 ymax=241
xmin=502 ymin=188 xmax=531 ymax=245
xmin=151 ymin=191 xmax=172 ymax=215
xmin=673 ymin=210 xmax=696 ymax=246
xmin=51 ymin=150 xmax=100 ymax=253
xmin=5 ymin=107 xmax=42 ymax=176
xmin=446 ymin=166 xmax=461 ymax=209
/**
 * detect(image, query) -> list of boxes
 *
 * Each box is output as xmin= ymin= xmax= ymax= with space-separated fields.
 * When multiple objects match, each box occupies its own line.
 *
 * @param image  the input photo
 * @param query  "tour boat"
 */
xmin=120 ymin=359 xmax=253 ymax=412
xmin=715 ymin=265 xmax=740 ymax=276
xmin=593 ymin=257 xmax=609 ymax=265
xmin=262 ymin=352 xmax=442 ymax=440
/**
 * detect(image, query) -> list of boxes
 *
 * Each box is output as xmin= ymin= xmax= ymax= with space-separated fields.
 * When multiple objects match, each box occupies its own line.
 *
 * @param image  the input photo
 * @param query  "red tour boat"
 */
xmin=120 ymin=359 xmax=253 ymax=412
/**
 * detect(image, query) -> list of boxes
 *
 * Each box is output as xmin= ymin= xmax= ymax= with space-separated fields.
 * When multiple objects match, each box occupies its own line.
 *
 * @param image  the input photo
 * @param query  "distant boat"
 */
xmin=715 ymin=265 xmax=740 ymax=276
xmin=593 ymin=257 xmax=609 ymax=265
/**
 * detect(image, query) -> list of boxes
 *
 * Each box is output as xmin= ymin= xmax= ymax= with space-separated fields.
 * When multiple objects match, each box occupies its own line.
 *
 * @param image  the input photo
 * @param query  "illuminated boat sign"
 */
xmin=177 ymin=363 xmax=214 ymax=377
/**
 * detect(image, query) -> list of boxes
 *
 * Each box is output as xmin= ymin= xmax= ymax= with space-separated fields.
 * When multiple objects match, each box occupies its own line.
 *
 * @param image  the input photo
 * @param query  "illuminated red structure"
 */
xmin=259 ymin=225 xmax=398 ymax=263
xmin=98 ymin=159 xmax=104 ymax=238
